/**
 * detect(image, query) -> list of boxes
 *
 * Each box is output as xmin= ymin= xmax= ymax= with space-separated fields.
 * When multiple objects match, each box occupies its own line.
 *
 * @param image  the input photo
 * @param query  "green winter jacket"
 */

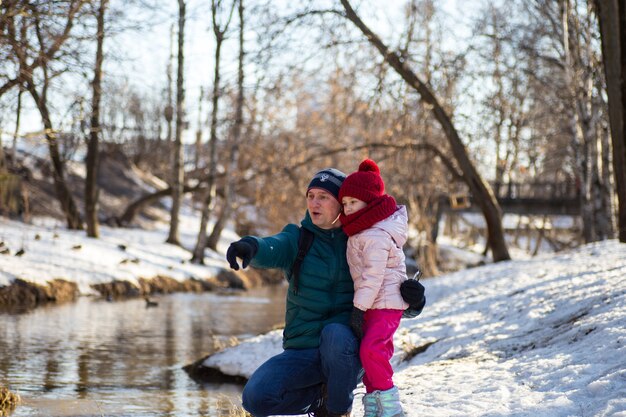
xmin=247 ymin=211 xmax=353 ymax=349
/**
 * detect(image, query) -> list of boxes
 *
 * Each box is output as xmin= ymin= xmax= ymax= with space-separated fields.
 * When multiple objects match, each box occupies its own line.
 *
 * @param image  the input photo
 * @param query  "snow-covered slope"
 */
xmin=202 ymin=240 xmax=626 ymax=417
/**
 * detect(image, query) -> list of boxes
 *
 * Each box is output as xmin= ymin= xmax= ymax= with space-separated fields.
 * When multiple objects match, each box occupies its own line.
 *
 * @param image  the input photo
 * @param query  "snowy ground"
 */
xmin=203 ymin=240 xmax=626 ymax=417
xmin=0 ymin=213 xmax=237 ymax=294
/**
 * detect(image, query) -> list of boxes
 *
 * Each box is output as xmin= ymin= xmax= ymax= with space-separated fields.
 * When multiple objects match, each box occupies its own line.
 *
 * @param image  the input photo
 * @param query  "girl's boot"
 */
xmin=373 ymin=386 xmax=405 ymax=417
xmin=362 ymin=392 xmax=379 ymax=417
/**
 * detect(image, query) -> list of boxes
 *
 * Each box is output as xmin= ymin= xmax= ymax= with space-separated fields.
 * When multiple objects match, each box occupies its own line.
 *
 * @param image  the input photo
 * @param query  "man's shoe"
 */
xmin=310 ymin=384 xmax=351 ymax=417
xmin=310 ymin=384 xmax=328 ymax=417
xmin=311 ymin=407 xmax=328 ymax=417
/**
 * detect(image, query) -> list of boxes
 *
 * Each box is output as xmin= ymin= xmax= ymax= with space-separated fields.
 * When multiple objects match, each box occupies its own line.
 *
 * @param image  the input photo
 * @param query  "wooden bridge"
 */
xmin=447 ymin=181 xmax=581 ymax=216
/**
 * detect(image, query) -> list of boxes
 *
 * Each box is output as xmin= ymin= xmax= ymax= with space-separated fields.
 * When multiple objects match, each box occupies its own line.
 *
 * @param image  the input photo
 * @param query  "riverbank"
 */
xmin=0 ymin=216 xmax=267 ymax=312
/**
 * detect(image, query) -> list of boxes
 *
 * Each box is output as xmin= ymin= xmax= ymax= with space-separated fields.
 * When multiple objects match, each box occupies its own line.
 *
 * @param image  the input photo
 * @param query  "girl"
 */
xmin=338 ymin=159 xmax=408 ymax=417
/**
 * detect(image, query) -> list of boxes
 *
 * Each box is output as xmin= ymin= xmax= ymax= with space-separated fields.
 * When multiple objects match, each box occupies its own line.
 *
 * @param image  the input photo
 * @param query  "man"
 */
xmin=226 ymin=168 xmax=360 ymax=417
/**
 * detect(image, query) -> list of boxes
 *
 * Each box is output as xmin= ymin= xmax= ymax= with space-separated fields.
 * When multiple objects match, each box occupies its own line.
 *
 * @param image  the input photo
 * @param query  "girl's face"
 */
xmin=342 ymin=196 xmax=367 ymax=215
xmin=306 ymin=188 xmax=342 ymax=229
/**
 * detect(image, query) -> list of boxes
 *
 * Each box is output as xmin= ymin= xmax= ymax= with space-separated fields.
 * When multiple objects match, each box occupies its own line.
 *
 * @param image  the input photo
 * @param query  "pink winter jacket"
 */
xmin=346 ymin=205 xmax=409 ymax=311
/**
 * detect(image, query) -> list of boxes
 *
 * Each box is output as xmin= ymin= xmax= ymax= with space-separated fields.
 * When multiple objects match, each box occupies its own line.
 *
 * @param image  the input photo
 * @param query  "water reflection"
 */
xmin=0 ymin=287 xmax=287 ymax=417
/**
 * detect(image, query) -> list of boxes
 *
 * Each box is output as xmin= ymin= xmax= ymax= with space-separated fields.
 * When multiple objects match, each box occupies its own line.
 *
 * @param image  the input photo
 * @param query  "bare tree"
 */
xmin=3 ymin=0 xmax=87 ymax=229
xmin=191 ymin=0 xmax=237 ymax=263
xmin=463 ymin=0 xmax=613 ymax=246
xmin=167 ymin=0 xmax=187 ymax=245
xmin=556 ymin=0 xmax=613 ymax=242
xmin=339 ymin=0 xmax=511 ymax=261
xmin=476 ymin=5 xmax=527 ymax=190
xmin=207 ymin=0 xmax=246 ymax=251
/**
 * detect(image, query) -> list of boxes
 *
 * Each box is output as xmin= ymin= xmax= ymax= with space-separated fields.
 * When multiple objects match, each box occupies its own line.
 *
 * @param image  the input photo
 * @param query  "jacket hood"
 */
xmin=372 ymin=205 xmax=408 ymax=247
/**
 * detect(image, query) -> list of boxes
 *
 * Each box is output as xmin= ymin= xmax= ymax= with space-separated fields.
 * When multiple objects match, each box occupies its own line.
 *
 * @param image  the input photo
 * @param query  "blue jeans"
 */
xmin=242 ymin=323 xmax=362 ymax=416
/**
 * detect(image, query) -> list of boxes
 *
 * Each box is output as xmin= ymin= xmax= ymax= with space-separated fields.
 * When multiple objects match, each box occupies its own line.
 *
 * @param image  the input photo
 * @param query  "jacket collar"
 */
xmin=301 ymin=211 xmax=346 ymax=241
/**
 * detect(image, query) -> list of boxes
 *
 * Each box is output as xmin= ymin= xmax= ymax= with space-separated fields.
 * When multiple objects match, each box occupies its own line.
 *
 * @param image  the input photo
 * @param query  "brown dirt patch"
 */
xmin=137 ymin=275 xmax=219 ymax=294
xmin=90 ymin=279 xmax=142 ymax=300
xmin=0 ymin=278 xmax=78 ymax=312
xmin=92 ymin=274 xmax=229 ymax=301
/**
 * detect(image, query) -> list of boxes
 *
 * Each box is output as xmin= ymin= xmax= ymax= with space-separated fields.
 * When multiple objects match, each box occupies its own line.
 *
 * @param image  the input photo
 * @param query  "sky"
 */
xmin=1 ymin=210 xmax=625 ymax=416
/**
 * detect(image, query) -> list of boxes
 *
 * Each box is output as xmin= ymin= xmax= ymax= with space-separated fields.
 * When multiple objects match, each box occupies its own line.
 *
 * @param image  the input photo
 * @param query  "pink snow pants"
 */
xmin=360 ymin=308 xmax=404 ymax=393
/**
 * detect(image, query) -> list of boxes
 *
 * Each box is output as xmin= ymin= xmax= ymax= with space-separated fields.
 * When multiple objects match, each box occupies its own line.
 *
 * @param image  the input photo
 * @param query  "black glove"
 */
xmin=350 ymin=307 xmax=365 ymax=340
xmin=400 ymin=278 xmax=425 ymax=305
xmin=226 ymin=237 xmax=258 ymax=270
xmin=402 ymin=295 xmax=426 ymax=319
xmin=400 ymin=277 xmax=426 ymax=319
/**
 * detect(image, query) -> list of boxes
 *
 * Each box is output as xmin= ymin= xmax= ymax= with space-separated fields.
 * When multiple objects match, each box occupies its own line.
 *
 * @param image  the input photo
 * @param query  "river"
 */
xmin=0 ymin=286 xmax=287 ymax=417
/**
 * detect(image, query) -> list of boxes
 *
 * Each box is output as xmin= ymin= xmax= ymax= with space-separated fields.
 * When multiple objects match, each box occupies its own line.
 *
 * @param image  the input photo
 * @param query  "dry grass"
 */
xmin=0 ymin=386 xmax=20 ymax=416
xmin=216 ymin=396 xmax=250 ymax=417
xmin=205 ymin=394 xmax=250 ymax=417
xmin=228 ymin=406 xmax=251 ymax=417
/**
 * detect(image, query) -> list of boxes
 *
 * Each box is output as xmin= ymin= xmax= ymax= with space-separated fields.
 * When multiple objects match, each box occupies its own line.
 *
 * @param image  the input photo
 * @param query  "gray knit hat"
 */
xmin=306 ymin=168 xmax=346 ymax=201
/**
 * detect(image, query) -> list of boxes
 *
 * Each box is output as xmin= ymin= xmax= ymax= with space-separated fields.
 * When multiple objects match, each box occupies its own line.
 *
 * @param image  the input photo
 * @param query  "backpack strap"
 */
xmin=290 ymin=227 xmax=314 ymax=294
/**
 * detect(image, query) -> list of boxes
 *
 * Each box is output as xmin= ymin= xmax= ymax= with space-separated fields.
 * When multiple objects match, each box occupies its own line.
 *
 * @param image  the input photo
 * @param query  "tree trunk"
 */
xmin=165 ymin=24 xmax=175 ymax=144
xmin=620 ymin=0 xmax=626 ymax=241
xmin=113 ymin=184 xmax=203 ymax=227
xmin=12 ymin=86 xmax=23 ymax=160
xmin=194 ymin=87 xmax=204 ymax=172
xmin=207 ymin=0 xmax=246 ymax=252
xmin=340 ymin=0 xmax=510 ymax=261
xmin=0 ymin=137 xmax=5 ymax=174
xmin=27 ymin=83 xmax=83 ymax=229
xmin=85 ymin=0 xmax=107 ymax=238
xmin=206 ymin=204 xmax=228 ymax=250
xmin=167 ymin=0 xmax=186 ymax=245
xmin=598 ymin=116 xmax=615 ymax=237
xmin=595 ymin=0 xmax=626 ymax=242
xmin=407 ymin=193 xmax=439 ymax=277
xmin=191 ymin=29 xmax=223 ymax=263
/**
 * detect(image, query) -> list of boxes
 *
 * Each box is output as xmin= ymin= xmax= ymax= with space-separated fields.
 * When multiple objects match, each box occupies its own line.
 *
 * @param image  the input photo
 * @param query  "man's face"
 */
xmin=306 ymin=188 xmax=342 ymax=229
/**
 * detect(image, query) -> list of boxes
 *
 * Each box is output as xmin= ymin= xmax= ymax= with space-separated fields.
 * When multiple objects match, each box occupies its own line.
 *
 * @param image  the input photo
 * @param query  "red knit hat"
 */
xmin=338 ymin=159 xmax=385 ymax=204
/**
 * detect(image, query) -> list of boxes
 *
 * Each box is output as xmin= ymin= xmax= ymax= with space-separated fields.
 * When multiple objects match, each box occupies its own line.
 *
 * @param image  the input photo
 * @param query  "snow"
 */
xmin=1 ymin=212 xmax=625 ymax=416
xmin=201 ymin=240 xmax=626 ymax=417
xmin=0 ymin=212 xmax=233 ymax=294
